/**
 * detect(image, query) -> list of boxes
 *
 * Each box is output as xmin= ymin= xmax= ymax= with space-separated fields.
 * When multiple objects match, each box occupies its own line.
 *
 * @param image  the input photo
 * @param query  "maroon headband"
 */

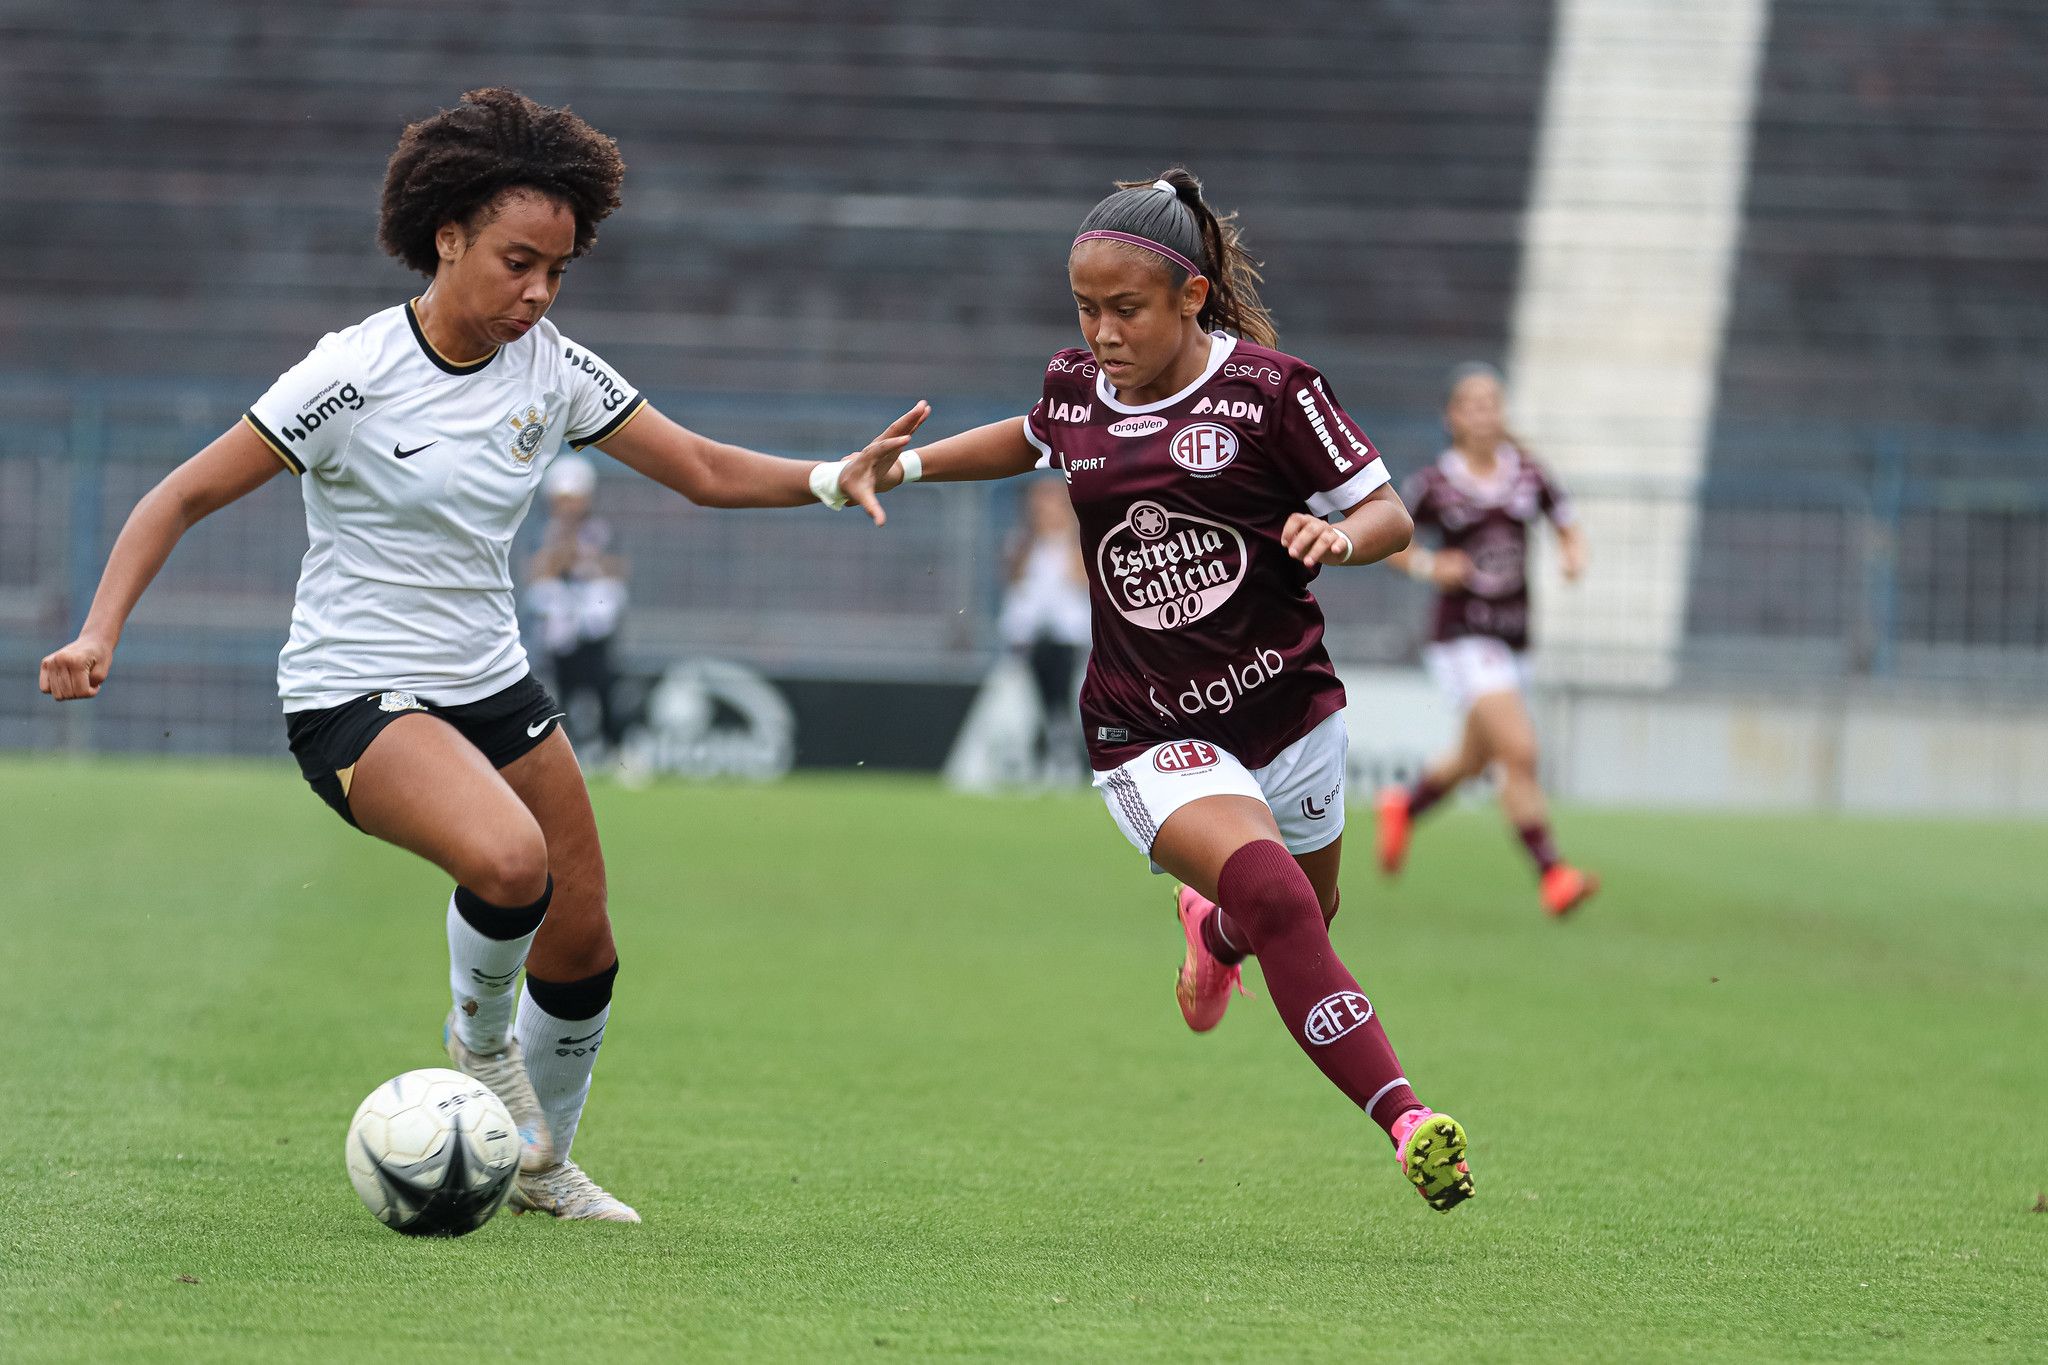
xmin=1072 ymin=229 xmax=1205 ymax=280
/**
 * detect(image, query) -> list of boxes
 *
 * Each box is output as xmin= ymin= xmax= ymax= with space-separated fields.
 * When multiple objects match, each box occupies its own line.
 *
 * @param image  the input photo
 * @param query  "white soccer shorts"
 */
xmin=1422 ymin=635 xmax=1531 ymax=712
xmin=1092 ymin=709 xmax=1348 ymax=871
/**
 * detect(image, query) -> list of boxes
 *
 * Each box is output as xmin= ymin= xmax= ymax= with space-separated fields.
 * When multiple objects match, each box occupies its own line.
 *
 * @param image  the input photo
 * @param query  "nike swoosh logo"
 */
xmin=394 ymin=441 xmax=437 ymax=459
xmin=527 ymin=713 xmax=565 ymax=738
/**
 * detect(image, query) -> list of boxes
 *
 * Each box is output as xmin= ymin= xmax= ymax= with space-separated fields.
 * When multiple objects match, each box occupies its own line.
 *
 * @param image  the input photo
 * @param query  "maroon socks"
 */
xmin=1201 ymin=887 xmax=1339 ymax=965
xmin=1517 ymin=821 xmax=1560 ymax=874
xmin=1407 ymin=773 xmax=1451 ymax=820
xmin=1216 ymin=840 xmax=1420 ymax=1138
xmin=1200 ymin=907 xmax=1248 ymax=965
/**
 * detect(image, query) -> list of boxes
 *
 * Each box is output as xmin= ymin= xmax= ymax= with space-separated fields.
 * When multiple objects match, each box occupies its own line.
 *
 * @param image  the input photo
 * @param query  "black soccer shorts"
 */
xmin=284 ymin=673 xmax=564 ymax=828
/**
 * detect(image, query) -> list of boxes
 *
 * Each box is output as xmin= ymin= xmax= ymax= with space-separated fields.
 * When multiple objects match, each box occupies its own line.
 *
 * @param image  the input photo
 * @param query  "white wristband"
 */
xmin=899 ymin=450 xmax=923 ymax=484
xmin=807 ymin=456 xmax=851 ymax=510
xmin=1327 ymin=526 xmax=1354 ymax=564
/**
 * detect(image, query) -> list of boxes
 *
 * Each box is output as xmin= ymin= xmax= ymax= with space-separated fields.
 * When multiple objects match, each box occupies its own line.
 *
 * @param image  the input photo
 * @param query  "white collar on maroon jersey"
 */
xmin=1093 ymin=333 xmax=1240 ymax=414
xmin=1439 ymin=442 xmax=1524 ymax=506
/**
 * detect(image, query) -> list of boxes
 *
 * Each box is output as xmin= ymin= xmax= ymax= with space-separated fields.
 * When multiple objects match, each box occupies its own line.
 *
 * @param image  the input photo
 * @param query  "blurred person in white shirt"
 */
xmin=999 ymin=475 xmax=1091 ymax=780
xmin=527 ymin=455 xmax=630 ymax=757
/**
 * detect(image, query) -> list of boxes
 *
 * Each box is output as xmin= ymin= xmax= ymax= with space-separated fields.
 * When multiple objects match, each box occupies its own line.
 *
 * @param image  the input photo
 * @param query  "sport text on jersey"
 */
xmin=278 ymin=379 xmax=364 ymax=443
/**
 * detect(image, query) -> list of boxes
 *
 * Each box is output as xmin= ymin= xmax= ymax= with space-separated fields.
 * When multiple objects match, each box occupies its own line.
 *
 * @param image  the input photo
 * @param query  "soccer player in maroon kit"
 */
xmin=1375 ymin=364 xmax=1598 ymax=916
xmin=826 ymin=171 xmax=1475 ymax=1211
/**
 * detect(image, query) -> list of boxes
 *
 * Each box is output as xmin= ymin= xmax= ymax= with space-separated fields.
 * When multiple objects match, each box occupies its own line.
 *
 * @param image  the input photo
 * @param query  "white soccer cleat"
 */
xmin=509 ymin=1160 xmax=642 ymax=1223
xmin=443 ymin=1009 xmax=557 ymax=1174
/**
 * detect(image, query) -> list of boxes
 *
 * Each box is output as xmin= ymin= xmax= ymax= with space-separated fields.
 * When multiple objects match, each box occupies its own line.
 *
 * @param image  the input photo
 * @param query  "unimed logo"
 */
xmin=1303 ymin=990 xmax=1373 ymax=1045
xmin=1152 ymin=740 xmax=1220 ymax=774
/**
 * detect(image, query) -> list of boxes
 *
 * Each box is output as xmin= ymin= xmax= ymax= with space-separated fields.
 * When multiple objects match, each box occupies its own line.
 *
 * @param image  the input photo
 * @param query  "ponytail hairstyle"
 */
xmin=1072 ymin=167 xmax=1278 ymax=347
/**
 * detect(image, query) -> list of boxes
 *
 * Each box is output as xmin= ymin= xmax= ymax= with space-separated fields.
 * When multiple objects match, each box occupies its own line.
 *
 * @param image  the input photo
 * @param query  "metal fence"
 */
xmin=3 ymin=378 xmax=2045 ymax=757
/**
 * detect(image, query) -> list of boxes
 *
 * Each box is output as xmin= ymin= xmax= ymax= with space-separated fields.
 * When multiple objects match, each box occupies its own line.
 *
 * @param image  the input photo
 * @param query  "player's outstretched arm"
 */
xmin=597 ymin=401 xmax=928 ymax=525
xmin=881 ymin=417 xmax=1043 ymax=486
xmin=1282 ymin=484 xmax=1415 ymax=569
xmin=40 ymin=422 xmax=287 ymax=700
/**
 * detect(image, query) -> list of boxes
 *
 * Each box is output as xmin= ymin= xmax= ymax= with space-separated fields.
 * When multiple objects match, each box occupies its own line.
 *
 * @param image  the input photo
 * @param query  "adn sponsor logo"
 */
xmin=1169 ymin=422 xmax=1239 ymax=476
xmin=1223 ymin=361 xmax=1284 ymax=388
xmin=1096 ymin=499 xmax=1248 ymax=631
xmin=1190 ymin=397 xmax=1264 ymax=422
xmin=1108 ymin=415 xmax=1168 ymax=438
xmin=1047 ymin=400 xmax=1093 ymax=423
xmin=1152 ymin=740 xmax=1220 ymax=773
xmin=1303 ymin=990 xmax=1374 ymax=1046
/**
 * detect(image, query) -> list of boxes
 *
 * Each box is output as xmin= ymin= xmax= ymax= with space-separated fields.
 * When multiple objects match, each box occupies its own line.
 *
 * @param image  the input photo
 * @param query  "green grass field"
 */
xmin=3 ymin=755 xmax=2044 ymax=1362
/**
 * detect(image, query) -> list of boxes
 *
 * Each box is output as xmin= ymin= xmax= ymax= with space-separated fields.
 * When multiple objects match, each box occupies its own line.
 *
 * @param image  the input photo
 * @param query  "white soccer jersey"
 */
xmin=244 ymin=301 xmax=647 ymax=711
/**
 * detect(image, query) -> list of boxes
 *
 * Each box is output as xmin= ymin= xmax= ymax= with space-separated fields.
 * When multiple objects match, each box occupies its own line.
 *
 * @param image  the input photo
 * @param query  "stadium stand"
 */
xmin=1688 ymin=0 xmax=2048 ymax=683
xmin=0 ymin=2 xmax=1555 ymax=753
xmin=1 ymin=1 xmax=2042 ymax=756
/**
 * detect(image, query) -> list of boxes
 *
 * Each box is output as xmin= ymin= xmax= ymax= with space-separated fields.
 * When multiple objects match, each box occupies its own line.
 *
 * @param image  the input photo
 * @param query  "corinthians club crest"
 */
xmin=503 ymin=402 xmax=553 ymax=465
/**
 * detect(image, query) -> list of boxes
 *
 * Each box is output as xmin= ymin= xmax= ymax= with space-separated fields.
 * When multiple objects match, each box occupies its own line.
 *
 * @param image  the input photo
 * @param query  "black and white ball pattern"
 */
xmin=344 ymin=1068 xmax=519 ymax=1237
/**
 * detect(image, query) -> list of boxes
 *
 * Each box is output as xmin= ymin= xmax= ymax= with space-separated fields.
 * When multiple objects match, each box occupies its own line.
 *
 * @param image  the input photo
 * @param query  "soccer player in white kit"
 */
xmin=39 ymin=88 xmax=926 ymax=1222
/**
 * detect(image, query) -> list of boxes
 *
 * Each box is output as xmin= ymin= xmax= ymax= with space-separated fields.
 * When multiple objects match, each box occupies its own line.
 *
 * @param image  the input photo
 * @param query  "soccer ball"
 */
xmin=344 ymin=1068 xmax=519 ymax=1237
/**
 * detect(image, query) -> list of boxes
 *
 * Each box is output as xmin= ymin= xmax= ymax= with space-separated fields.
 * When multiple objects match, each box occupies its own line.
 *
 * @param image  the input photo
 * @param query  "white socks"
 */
xmin=516 ymin=990 xmax=609 ymax=1161
xmin=446 ymin=885 xmax=548 ymax=1054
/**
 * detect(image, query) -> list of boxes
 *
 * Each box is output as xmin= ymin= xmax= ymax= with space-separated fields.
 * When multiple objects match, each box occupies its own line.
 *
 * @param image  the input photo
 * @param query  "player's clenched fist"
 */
xmin=39 ymin=637 xmax=110 ymax=700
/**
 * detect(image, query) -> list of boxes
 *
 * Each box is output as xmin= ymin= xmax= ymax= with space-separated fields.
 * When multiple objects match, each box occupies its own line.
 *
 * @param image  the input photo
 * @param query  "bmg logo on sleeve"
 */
xmin=1303 ymin=990 xmax=1374 ymax=1045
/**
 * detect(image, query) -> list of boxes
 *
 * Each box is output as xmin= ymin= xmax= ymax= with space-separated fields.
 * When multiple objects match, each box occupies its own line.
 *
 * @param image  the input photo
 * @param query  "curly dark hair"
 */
xmin=378 ymin=87 xmax=626 ymax=278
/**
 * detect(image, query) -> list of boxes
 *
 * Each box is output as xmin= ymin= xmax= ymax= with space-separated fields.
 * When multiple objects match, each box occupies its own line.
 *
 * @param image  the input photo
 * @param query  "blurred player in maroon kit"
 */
xmin=1376 ymin=364 xmax=1597 ymax=916
xmin=820 ymin=170 xmax=1475 ymax=1211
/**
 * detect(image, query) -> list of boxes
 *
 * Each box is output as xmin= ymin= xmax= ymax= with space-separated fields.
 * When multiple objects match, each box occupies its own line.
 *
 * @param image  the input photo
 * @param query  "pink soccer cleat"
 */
xmin=1376 ymin=785 xmax=1413 ymax=878
xmin=1391 ymin=1107 xmax=1475 ymax=1212
xmin=1173 ymin=884 xmax=1249 ymax=1033
xmin=1540 ymin=864 xmax=1600 ymax=918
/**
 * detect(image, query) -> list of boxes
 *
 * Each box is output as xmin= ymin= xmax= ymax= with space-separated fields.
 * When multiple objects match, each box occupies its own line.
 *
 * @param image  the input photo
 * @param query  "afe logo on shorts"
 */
xmin=1169 ymin=422 xmax=1239 ymax=476
xmin=1303 ymin=990 xmax=1374 ymax=1045
xmin=377 ymin=690 xmax=425 ymax=713
xmin=1152 ymin=740 xmax=1221 ymax=774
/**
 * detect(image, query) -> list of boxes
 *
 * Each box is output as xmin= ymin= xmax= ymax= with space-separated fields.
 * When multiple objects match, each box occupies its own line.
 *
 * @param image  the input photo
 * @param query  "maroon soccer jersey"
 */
xmin=1403 ymin=443 xmax=1574 ymax=650
xmin=1023 ymin=335 xmax=1392 ymax=772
